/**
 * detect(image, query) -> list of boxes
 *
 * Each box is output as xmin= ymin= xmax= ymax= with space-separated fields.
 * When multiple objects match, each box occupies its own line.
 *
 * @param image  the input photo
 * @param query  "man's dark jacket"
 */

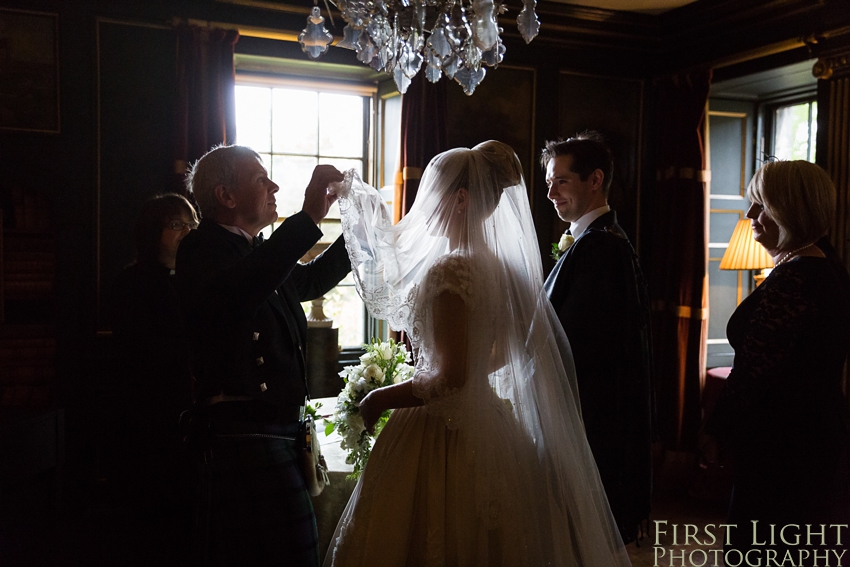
xmin=543 ymin=209 xmax=654 ymax=544
xmin=176 ymin=212 xmax=351 ymax=412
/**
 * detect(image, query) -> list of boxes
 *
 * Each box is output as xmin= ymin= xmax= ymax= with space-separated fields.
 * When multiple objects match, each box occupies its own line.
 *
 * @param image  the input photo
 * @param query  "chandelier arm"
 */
xmin=323 ymin=0 xmax=336 ymax=27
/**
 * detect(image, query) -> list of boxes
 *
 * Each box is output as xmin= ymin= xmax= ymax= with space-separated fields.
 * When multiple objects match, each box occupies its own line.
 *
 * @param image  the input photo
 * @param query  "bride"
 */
xmin=324 ymin=141 xmax=630 ymax=566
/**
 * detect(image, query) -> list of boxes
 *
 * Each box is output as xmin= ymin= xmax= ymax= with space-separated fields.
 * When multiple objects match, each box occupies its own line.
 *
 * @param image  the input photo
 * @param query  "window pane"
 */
xmin=319 ymin=93 xmax=364 ymax=158
xmin=304 ymin=283 xmax=364 ymax=348
xmin=774 ymin=102 xmax=812 ymax=161
xmin=272 ymin=89 xmax=319 ymax=155
xmin=317 ymin=218 xmax=342 ymax=242
xmin=382 ymin=95 xmax=402 ymax=189
xmin=235 ymin=85 xmax=272 ymax=152
xmin=271 ymin=155 xmax=318 ymax=217
xmin=324 ymin=158 xmax=363 ymax=177
xmin=810 ymin=101 xmax=818 ymax=162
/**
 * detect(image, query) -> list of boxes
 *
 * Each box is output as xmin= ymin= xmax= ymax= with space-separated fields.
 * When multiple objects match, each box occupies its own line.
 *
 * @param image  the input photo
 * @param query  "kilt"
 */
xmin=197 ymin=419 xmax=319 ymax=567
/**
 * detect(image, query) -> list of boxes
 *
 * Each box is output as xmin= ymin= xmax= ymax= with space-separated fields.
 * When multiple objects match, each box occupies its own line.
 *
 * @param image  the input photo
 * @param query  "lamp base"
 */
xmin=753 ymin=269 xmax=771 ymax=286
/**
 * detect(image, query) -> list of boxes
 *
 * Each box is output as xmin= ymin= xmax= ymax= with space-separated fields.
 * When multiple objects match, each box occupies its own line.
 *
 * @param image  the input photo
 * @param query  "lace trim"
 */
xmin=337 ymin=170 xmax=416 ymax=331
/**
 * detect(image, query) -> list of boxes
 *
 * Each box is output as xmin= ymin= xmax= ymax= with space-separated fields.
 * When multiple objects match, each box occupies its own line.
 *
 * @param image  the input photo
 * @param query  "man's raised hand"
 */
xmin=303 ymin=165 xmax=345 ymax=224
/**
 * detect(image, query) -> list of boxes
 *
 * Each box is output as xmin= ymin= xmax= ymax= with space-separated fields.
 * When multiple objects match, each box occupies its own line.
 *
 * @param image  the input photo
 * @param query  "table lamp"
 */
xmin=719 ymin=219 xmax=775 ymax=286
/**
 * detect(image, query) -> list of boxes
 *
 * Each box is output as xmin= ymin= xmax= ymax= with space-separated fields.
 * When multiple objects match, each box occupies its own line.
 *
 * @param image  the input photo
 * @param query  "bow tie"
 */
xmin=252 ymin=233 xmax=265 ymax=248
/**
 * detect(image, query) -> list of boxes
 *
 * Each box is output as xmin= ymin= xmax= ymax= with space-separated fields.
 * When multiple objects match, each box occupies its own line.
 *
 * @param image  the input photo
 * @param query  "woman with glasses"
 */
xmin=106 ymin=193 xmax=199 ymax=562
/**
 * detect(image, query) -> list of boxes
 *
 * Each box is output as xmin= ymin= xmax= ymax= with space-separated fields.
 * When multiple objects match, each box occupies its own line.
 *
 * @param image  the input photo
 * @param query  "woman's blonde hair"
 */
xmin=746 ymin=160 xmax=835 ymax=250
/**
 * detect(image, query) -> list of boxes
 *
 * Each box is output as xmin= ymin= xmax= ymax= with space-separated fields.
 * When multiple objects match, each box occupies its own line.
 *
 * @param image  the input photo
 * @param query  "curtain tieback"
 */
xmin=403 ymin=167 xmax=423 ymax=181
xmin=651 ymin=300 xmax=708 ymax=320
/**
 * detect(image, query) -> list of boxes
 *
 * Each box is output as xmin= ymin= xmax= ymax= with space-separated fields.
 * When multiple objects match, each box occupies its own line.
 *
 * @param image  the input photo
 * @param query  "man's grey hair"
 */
xmin=186 ymin=145 xmax=261 ymax=220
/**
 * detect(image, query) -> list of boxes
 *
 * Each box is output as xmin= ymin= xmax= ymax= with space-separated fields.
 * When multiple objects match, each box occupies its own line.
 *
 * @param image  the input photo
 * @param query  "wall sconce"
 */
xmin=719 ymin=219 xmax=774 ymax=286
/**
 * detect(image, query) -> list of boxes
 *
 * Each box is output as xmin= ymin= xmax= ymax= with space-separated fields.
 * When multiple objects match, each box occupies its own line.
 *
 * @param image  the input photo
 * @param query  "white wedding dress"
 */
xmin=324 ymin=141 xmax=631 ymax=567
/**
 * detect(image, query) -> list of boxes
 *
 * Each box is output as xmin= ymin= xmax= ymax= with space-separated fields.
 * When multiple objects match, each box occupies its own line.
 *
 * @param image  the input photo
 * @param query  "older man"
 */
xmin=176 ymin=145 xmax=350 ymax=566
xmin=541 ymin=131 xmax=654 ymax=544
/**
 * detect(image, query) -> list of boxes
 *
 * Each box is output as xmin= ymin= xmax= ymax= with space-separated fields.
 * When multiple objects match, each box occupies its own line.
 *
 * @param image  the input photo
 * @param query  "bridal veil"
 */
xmin=329 ymin=140 xmax=630 ymax=566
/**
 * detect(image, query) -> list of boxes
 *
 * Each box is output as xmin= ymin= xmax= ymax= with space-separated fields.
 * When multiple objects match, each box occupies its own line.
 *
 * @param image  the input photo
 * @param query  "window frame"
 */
xmin=759 ymin=92 xmax=818 ymax=162
xmin=234 ymin=70 xmax=399 ymax=355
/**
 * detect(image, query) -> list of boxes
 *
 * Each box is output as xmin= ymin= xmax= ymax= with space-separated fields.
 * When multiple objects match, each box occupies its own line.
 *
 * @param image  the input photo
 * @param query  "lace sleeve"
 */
xmin=705 ymin=266 xmax=814 ymax=440
xmin=420 ymin=254 xmax=475 ymax=305
xmin=410 ymin=254 xmax=476 ymax=428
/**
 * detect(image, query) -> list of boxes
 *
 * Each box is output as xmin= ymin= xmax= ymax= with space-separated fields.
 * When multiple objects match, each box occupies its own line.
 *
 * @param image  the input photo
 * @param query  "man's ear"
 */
xmin=215 ymin=184 xmax=238 ymax=209
xmin=589 ymin=169 xmax=605 ymax=191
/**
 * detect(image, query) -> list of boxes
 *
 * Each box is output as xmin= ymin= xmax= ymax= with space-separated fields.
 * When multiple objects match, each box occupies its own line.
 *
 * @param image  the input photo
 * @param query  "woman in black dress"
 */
xmin=107 ymin=193 xmax=199 ymax=555
xmin=705 ymin=160 xmax=850 ymax=561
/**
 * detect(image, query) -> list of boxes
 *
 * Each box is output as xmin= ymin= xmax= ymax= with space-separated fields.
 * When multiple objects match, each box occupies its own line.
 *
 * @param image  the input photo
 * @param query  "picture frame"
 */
xmin=0 ymin=9 xmax=60 ymax=133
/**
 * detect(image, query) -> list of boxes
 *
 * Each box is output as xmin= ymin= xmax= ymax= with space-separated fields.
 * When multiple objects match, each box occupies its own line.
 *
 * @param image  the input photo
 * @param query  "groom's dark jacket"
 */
xmin=176 ymin=213 xmax=350 ymax=414
xmin=543 ymin=209 xmax=654 ymax=544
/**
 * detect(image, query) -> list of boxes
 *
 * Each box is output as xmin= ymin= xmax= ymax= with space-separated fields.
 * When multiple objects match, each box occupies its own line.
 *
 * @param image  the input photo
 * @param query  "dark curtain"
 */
xmin=172 ymin=25 xmax=239 ymax=197
xmin=648 ymin=70 xmax=712 ymax=452
xmin=814 ymin=48 xmax=850 ymax=406
xmin=398 ymin=74 xmax=448 ymax=218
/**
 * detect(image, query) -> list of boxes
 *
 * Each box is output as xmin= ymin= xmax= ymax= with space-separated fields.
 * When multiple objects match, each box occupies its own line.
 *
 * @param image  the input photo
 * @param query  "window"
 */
xmin=705 ymin=103 xmax=756 ymax=369
xmin=234 ymin=77 xmax=401 ymax=348
xmin=772 ymin=100 xmax=817 ymax=161
xmin=705 ymin=62 xmax=818 ymax=369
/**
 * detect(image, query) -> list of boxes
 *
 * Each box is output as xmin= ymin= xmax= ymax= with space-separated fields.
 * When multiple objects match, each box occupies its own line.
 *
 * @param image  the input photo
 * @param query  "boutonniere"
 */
xmin=551 ymin=232 xmax=575 ymax=261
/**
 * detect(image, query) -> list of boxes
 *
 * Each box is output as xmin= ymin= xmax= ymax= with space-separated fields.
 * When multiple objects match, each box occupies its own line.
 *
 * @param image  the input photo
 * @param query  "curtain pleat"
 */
xmin=399 ymin=74 xmax=448 ymax=217
xmin=816 ymin=53 xmax=850 ymax=406
xmin=648 ymin=70 xmax=712 ymax=451
xmin=172 ymin=25 xmax=239 ymax=197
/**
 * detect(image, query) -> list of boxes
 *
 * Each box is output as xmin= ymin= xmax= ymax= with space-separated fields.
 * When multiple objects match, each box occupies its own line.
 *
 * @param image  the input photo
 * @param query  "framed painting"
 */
xmin=0 ymin=9 xmax=60 ymax=133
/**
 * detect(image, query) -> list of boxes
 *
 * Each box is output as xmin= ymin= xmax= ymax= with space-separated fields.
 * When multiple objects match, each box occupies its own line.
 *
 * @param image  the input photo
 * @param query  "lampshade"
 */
xmin=719 ymin=219 xmax=775 ymax=270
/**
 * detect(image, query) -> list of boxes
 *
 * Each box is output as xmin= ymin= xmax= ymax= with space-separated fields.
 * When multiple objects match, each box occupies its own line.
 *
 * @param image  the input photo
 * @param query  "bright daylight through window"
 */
xmin=234 ymin=83 xmax=370 ymax=347
xmin=773 ymin=100 xmax=817 ymax=162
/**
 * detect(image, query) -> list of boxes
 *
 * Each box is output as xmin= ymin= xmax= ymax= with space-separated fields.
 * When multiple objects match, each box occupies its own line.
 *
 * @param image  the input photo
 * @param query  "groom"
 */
xmin=541 ymin=132 xmax=654 ymax=544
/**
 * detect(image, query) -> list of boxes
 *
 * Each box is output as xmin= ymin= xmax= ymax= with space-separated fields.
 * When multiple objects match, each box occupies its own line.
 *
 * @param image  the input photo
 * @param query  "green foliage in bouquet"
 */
xmin=325 ymin=338 xmax=414 ymax=480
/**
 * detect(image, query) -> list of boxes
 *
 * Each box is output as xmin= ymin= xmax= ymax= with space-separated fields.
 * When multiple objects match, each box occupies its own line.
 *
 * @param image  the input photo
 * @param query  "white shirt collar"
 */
xmin=218 ymin=223 xmax=254 ymax=244
xmin=568 ymin=205 xmax=610 ymax=239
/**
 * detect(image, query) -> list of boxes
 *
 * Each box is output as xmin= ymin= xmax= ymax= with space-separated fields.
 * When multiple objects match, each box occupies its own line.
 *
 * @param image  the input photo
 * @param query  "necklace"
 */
xmin=775 ymin=243 xmax=815 ymax=267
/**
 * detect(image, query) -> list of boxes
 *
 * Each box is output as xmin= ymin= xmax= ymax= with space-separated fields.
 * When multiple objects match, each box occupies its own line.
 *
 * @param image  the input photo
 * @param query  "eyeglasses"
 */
xmin=167 ymin=220 xmax=198 ymax=231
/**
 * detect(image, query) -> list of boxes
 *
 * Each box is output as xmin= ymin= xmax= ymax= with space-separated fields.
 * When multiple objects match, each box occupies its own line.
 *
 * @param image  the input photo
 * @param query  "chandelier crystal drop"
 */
xmin=298 ymin=0 xmax=540 ymax=95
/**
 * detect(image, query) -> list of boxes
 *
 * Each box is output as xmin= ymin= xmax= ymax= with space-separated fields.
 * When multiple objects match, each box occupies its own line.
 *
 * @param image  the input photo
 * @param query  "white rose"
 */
xmin=378 ymin=343 xmax=393 ymax=360
xmin=558 ymin=233 xmax=575 ymax=252
xmin=359 ymin=351 xmax=376 ymax=365
xmin=363 ymin=363 xmax=385 ymax=383
xmin=348 ymin=413 xmax=365 ymax=435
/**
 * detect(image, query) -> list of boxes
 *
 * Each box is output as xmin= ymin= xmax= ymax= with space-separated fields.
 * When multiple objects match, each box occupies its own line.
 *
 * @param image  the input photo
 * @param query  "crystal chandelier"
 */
xmin=298 ymin=0 xmax=540 ymax=95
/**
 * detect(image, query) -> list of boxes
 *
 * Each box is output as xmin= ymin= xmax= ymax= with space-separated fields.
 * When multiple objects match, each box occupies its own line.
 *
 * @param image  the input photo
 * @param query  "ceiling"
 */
xmin=547 ymin=0 xmax=698 ymax=15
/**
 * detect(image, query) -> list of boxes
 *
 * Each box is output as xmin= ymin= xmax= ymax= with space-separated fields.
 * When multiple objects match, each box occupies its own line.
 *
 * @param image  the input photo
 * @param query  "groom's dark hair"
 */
xmin=540 ymin=131 xmax=614 ymax=197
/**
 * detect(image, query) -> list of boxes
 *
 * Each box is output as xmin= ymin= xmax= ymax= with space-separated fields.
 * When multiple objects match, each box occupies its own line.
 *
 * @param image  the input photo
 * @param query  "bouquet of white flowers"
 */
xmin=325 ymin=338 xmax=415 ymax=479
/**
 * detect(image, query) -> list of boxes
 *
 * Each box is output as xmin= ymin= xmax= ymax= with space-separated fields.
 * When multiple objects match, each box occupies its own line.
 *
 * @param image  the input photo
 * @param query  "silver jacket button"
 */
xmin=260 ymin=382 xmax=268 ymax=392
xmin=256 ymin=357 xmax=264 ymax=366
xmin=253 ymin=332 xmax=260 ymax=341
